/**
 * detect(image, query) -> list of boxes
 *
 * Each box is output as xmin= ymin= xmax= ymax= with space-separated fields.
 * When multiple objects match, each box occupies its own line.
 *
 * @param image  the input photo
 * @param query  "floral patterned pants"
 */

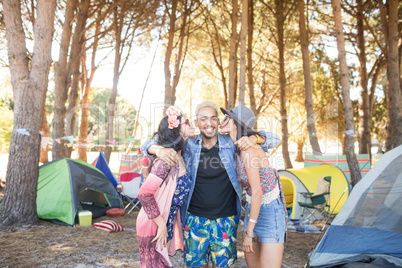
xmin=183 ymin=212 xmax=238 ymax=267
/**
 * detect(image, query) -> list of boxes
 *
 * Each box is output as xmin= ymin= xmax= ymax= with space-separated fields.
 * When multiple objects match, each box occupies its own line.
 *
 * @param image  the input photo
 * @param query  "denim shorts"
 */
xmin=243 ymin=197 xmax=286 ymax=243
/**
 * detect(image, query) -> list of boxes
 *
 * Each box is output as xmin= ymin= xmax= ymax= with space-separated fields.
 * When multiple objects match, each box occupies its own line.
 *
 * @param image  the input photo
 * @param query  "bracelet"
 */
xmin=155 ymin=146 xmax=164 ymax=158
xmin=248 ymin=215 xmax=257 ymax=224
xmin=254 ymin=134 xmax=260 ymax=145
xmin=245 ymin=231 xmax=254 ymax=239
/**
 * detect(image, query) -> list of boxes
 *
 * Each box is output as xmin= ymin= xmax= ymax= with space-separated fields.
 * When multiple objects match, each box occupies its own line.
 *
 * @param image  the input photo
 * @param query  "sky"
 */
xmin=88 ymin=40 xmax=200 ymax=140
xmin=90 ymin=42 xmax=165 ymax=117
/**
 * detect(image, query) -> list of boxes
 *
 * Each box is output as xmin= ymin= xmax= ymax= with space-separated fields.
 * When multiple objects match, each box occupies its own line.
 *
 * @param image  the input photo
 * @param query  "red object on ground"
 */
xmin=106 ymin=208 xmax=126 ymax=217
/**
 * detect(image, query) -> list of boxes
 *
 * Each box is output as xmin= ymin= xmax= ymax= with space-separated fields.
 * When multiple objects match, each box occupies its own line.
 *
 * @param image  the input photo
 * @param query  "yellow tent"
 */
xmin=279 ymin=164 xmax=350 ymax=220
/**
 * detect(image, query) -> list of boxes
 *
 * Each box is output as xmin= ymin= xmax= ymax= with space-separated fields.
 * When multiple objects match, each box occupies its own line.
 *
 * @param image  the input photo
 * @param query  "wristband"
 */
xmin=245 ymin=231 xmax=254 ymax=239
xmin=156 ymin=147 xmax=164 ymax=158
xmin=255 ymin=134 xmax=260 ymax=145
xmin=248 ymin=215 xmax=257 ymax=224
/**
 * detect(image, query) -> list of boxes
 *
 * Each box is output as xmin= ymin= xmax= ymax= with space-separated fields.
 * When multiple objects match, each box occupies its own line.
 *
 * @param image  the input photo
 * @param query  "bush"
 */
xmin=0 ymin=107 xmax=13 ymax=152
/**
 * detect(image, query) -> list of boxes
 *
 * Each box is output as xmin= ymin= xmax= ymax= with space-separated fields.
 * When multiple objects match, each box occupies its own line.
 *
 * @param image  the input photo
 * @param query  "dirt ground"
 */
xmin=0 ymin=188 xmax=321 ymax=268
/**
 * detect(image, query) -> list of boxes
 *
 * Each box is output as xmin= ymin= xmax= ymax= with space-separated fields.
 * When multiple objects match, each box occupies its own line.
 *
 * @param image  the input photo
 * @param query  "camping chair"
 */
xmin=119 ymin=172 xmax=143 ymax=214
xmin=118 ymin=153 xmax=144 ymax=177
xmin=298 ymin=176 xmax=332 ymax=225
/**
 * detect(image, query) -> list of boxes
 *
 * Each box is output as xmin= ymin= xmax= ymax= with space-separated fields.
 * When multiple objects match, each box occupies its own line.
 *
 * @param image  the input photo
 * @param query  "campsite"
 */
xmin=2 ymin=146 xmax=401 ymax=267
xmin=1 ymin=0 xmax=401 ymax=267
xmin=0 ymin=195 xmax=320 ymax=267
xmin=0 ymin=149 xmax=321 ymax=268
xmin=0 ymin=152 xmax=321 ymax=267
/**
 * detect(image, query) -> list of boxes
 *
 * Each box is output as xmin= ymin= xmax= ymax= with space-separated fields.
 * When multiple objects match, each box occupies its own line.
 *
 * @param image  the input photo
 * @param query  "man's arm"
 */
xmin=235 ymin=131 xmax=281 ymax=152
xmin=257 ymin=131 xmax=281 ymax=150
xmin=140 ymin=138 xmax=178 ymax=166
xmin=141 ymin=138 xmax=158 ymax=157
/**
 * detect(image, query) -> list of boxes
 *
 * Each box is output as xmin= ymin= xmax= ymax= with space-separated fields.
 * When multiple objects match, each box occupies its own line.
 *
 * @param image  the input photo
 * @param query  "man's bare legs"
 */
xmin=195 ymin=264 xmax=224 ymax=268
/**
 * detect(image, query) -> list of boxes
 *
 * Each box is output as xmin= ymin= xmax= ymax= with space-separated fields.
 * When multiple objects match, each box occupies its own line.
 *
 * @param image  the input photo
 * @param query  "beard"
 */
xmin=199 ymin=127 xmax=218 ymax=139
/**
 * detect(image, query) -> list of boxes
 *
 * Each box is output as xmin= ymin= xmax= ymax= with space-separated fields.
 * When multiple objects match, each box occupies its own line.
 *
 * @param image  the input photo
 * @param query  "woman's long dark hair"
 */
xmin=232 ymin=119 xmax=259 ymax=158
xmin=155 ymin=114 xmax=185 ymax=152
xmin=149 ymin=114 xmax=185 ymax=169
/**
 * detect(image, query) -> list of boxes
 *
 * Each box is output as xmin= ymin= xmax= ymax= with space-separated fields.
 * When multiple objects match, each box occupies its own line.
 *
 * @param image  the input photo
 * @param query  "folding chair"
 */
xmin=119 ymin=172 xmax=143 ymax=214
xmin=298 ymin=176 xmax=332 ymax=224
xmin=118 ymin=153 xmax=144 ymax=177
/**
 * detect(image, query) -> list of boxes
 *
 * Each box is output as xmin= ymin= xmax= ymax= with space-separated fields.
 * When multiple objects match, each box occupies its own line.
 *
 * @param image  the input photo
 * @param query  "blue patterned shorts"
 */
xmin=184 ymin=212 xmax=238 ymax=267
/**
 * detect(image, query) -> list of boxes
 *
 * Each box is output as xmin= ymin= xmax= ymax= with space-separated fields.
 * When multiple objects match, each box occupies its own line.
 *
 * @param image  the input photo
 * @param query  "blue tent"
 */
xmin=308 ymin=145 xmax=402 ymax=267
xmin=92 ymin=152 xmax=118 ymax=188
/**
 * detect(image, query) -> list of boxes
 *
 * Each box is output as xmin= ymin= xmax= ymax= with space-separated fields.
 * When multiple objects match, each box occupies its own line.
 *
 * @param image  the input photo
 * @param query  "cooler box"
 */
xmin=78 ymin=210 xmax=92 ymax=226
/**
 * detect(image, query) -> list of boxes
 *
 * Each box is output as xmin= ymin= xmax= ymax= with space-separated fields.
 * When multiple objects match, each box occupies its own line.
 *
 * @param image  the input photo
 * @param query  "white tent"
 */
xmin=308 ymin=145 xmax=402 ymax=267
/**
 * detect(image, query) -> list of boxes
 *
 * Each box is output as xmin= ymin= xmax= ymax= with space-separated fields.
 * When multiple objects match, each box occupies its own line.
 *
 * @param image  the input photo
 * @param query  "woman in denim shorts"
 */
xmin=220 ymin=105 xmax=287 ymax=268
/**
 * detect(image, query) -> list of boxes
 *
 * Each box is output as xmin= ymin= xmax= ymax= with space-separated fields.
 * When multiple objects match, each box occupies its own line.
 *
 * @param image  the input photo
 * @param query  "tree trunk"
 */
xmin=40 ymin=105 xmax=49 ymax=163
xmin=77 ymin=14 xmax=101 ymax=162
xmin=205 ymin=15 xmax=228 ymax=108
xmin=298 ymin=0 xmax=321 ymax=156
xmin=366 ymin=57 xmax=385 ymax=158
xmin=247 ymin=0 xmax=256 ymax=115
xmin=276 ymin=0 xmax=292 ymax=169
xmin=171 ymin=5 xmax=189 ymax=106
xmin=356 ymin=0 xmax=371 ymax=154
xmin=52 ymin=0 xmax=77 ymax=160
xmin=163 ymin=0 xmax=177 ymax=109
xmin=238 ymin=0 xmax=247 ymax=106
xmin=64 ymin=65 xmax=80 ymax=158
xmin=378 ymin=0 xmax=389 ymax=58
xmin=385 ymin=0 xmax=402 ymax=150
xmin=341 ymin=132 xmax=346 ymax=155
xmin=77 ymin=64 xmax=90 ymax=162
xmin=228 ymin=0 xmax=238 ymax=110
xmin=1 ymin=0 xmax=56 ymax=226
xmin=369 ymin=56 xmax=385 ymax=111
xmin=64 ymin=0 xmax=90 ymax=158
xmin=295 ymin=138 xmax=304 ymax=162
xmin=332 ymin=0 xmax=361 ymax=186
xmin=104 ymin=4 xmax=123 ymax=162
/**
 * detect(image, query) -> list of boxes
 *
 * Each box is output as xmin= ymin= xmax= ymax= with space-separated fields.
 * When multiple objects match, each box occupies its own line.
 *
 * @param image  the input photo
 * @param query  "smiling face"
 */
xmin=180 ymin=115 xmax=195 ymax=140
xmin=195 ymin=106 xmax=220 ymax=140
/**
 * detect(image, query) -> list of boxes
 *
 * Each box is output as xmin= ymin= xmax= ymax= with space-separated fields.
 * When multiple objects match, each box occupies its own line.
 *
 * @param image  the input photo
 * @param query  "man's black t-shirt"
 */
xmin=188 ymin=142 xmax=237 ymax=219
